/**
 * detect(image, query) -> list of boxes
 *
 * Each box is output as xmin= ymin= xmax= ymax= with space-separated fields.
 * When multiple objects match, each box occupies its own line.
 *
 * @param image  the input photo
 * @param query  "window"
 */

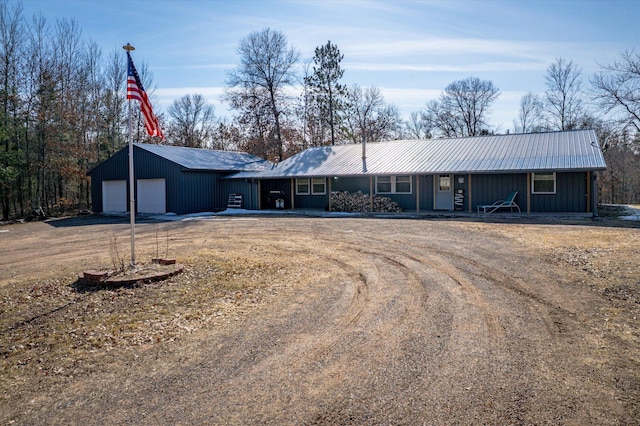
xmin=532 ymin=172 xmax=556 ymax=194
xmin=376 ymin=176 xmax=392 ymax=193
xmin=438 ymin=175 xmax=451 ymax=192
xmin=296 ymin=178 xmax=310 ymax=195
xmin=296 ymin=178 xmax=325 ymax=195
xmin=311 ymin=178 xmax=326 ymax=195
xmin=395 ymin=175 xmax=412 ymax=193
xmin=376 ymin=176 xmax=412 ymax=194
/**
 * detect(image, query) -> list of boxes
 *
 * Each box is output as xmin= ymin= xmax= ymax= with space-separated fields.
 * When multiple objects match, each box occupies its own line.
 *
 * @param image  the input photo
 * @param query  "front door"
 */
xmin=435 ymin=174 xmax=453 ymax=210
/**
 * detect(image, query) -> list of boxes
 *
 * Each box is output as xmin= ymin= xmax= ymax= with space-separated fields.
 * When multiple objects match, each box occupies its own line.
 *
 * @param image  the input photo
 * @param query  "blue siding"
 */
xmin=91 ymin=145 xmax=594 ymax=214
xmin=531 ymin=172 xmax=587 ymax=212
xmin=471 ymin=174 xmax=528 ymax=212
xmin=333 ymin=176 xmax=371 ymax=193
xmin=471 ymin=172 xmax=588 ymax=212
xmin=385 ymin=192 xmax=416 ymax=210
xmin=295 ymin=194 xmax=328 ymax=210
xmin=89 ymin=145 xmax=252 ymax=214
xmin=418 ymin=175 xmax=434 ymax=211
xmin=220 ymin=179 xmax=260 ymax=210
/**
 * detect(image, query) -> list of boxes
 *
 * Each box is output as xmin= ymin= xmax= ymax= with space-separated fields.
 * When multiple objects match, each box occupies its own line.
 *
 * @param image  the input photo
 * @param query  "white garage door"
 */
xmin=102 ymin=180 xmax=127 ymax=213
xmin=137 ymin=178 xmax=166 ymax=214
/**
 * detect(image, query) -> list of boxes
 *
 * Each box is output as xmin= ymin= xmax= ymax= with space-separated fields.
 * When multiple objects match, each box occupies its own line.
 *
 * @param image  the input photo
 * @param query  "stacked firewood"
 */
xmin=330 ymin=191 xmax=402 ymax=213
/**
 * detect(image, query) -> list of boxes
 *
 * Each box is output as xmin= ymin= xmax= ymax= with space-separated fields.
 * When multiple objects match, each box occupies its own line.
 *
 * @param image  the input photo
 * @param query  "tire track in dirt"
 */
xmin=407 ymin=243 xmax=580 ymax=336
xmin=5 ymin=218 xmax=636 ymax=425
xmin=283 ymin=255 xmax=370 ymax=367
xmin=356 ymin=233 xmax=579 ymax=337
xmin=270 ymin=231 xmax=513 ymax=422
xmin=307 ymin=233 xmax=546 ymax=422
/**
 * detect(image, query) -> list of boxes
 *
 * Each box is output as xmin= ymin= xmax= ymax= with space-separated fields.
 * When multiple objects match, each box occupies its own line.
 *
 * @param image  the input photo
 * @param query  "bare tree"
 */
xmin=100 ymin=48 xmax=127 ymax=158
xmin=544 ymin=57 xmax=586 ymax=130
xmin=423 ymin=99 xmax=459 ymax=137
xmin=78 ymin=40 xmax=104 ymax=206
xmin=210 ymin=119 xmax=241 ymax=151
xmin=591 ymin=49 xmax=640 ymax=133
xmin=0 ymin=0 xmax=24 ymax=220
xmin=48 ymin=18 xmax=87 ymax=210
xmin=226 ymin=28 xmax=299 ymax=161
xmin=598 ymin=129 xmax=640 ymax=204
xmin=404 ymin=111 xmax=432 ymax=139
xmin=166 ymin=94 xmax=216 ymax=148
xmin=514 ymin=92 xmax=544 ymax=133
xmin=297 ymin=57 xmax=326 ymax=149
xmin=424 ymin=77 xmax=500 ymax=137
xmin=342 ymin=84 xmax=403 ymax=143
xmin=23 ymin=12 xmax=52 ymax=216
xmin=225 ymin=84 xmax=278 ymax=159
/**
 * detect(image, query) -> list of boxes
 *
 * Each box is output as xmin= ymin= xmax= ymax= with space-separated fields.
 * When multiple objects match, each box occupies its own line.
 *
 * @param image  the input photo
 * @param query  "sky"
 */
xmin=20 ymin=0 xmax=640 ymax=134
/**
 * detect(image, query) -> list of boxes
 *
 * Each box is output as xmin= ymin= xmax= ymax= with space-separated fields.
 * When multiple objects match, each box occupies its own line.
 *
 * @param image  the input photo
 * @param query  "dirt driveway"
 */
xmin=1 ymin=214 xmax=639 ymax=424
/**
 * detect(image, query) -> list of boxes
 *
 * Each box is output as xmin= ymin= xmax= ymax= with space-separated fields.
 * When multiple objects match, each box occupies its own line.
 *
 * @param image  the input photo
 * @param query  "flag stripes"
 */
xmin=127 ymin=51 xmax=165 ymax=139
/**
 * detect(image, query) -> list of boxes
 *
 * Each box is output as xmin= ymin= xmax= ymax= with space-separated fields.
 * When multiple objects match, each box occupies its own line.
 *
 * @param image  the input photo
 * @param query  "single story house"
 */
xmin=230 ymin=129 xmax=607 ymax=214
xmin=88 ymin=143 xmax=271 ymax=214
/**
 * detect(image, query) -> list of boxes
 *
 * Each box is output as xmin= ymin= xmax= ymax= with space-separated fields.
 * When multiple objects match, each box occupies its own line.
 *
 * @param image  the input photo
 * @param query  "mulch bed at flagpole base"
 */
xmin=82 ymin=263 xmax=184 ymax=287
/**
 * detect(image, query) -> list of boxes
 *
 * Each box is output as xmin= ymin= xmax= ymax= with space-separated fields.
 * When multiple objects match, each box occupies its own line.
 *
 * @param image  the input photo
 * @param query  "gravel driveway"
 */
xmin=1 ymin=214 xmax=639 ymax=424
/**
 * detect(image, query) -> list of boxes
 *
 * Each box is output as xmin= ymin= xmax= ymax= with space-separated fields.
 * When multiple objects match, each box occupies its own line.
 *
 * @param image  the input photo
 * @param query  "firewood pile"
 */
xmin=330 ymin=191 xmax=402 ymax=213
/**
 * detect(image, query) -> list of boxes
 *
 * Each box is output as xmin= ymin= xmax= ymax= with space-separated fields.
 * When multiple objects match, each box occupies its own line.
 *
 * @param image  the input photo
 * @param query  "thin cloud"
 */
xmin=346 ymin=61 xmax=548 ymax=73
xmin=155 ymin=63 xmax=235 ymax=71
xmin=157 ymin=87 xmax=225 ymax=97
xmin=345 ymin=38 xmax=570 ymax=61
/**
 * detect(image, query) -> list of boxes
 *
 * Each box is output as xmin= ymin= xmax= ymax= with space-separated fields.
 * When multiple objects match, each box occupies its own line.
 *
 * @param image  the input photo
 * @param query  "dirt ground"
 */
xmin=1 ymin=212 xmax=639 ymax=425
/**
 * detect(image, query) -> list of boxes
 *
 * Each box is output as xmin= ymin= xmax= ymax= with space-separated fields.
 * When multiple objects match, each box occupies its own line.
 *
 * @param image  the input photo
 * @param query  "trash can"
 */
xmin=268 ymin=191 xmax=286 ymax=209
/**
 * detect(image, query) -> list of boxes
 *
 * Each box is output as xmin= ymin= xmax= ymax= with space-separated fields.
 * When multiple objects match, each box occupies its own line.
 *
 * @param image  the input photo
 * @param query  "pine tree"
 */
xmin=305 ymin=41 xmax=347 ymax=145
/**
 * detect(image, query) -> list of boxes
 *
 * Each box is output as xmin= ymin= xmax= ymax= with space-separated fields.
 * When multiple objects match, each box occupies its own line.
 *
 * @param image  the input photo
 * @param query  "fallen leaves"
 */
xmin=0 ymin=250 xmax=308 ymax=397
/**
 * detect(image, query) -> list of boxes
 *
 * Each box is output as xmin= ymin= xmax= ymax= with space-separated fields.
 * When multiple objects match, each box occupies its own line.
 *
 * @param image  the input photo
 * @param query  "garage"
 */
xmin=102 ymin=180 xmax=126 ymax=213
xmin=137 ymin=178 xmax=166 ymax=214
xmin=88 ymin=144 xmax=270 ymax=214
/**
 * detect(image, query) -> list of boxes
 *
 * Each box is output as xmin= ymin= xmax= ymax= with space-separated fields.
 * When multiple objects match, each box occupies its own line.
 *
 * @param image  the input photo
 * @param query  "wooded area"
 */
xmin=0 ymin=1 xmax=638 ymax=220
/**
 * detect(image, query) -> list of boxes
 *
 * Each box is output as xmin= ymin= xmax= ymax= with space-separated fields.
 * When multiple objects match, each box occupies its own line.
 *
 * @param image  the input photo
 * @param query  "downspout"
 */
xmin=328 ymin=177 xmax=332 ymax=211
xmin=290 ymin=179 xmax=295 ymax=209
xmin=369 ymin=176 xmax=374 ymax=212
xmin=364 ymin=134 xmax=373 ymax=211
xmin=586 ymin=171 xmax=592 ymax=214
xmin=527 ymin=173 xmax=531 ymax=214
xmin=416 ymin=176 xmax=420 ymax=213
xmin=468 ymin=174 xmax=472 ymax=213
xmin=592 ymin=171 xmax=599 ymax=219
xmin=257 ymin=180 xmax=262 ymax=210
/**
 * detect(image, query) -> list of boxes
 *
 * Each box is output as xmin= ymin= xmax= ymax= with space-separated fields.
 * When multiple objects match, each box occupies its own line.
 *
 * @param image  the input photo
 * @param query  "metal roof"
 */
xmin=230 ymin=130 xmax=606 ymax=179
xmin=136 ymin=143 xmax=271 ymax=172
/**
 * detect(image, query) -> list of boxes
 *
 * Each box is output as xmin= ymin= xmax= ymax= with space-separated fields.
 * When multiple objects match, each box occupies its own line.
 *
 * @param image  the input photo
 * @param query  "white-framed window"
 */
xmin=376 ymin=175 xmax=412 ymax=194
xmin=532 ymin=172 xmax=556 ymax=194
xmin=296 ymin=178 xmax=310 ymax=195
xmin=376 ymin=176 xmax=392 ymax=193
xmin=395 ymin=175 xmax=412 ymax=193
xmin=296 ymin=178 xmax=326 ymax=195
xmin=311 ymin=178 xmax=326 ymax=195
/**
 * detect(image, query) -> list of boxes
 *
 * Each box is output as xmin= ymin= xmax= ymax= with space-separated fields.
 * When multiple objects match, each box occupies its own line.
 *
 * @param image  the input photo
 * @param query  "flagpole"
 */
xmin=123 ymin=43 xmax=136 ymax=267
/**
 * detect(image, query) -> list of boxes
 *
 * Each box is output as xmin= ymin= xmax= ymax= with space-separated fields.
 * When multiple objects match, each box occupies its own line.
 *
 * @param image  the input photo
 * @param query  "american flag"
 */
xmin=127 ymin=51 xmax=165 ymax=140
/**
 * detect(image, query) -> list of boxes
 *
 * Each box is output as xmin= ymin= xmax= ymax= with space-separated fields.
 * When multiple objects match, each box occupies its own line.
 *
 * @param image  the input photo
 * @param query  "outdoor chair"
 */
xmin=477 ymin=191 xmax=521 ymax=214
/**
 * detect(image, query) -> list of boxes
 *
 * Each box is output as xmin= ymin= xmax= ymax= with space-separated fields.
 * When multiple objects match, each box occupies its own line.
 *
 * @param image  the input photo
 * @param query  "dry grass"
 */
xmin=0 ymin=248 xmax=309 ymax=401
